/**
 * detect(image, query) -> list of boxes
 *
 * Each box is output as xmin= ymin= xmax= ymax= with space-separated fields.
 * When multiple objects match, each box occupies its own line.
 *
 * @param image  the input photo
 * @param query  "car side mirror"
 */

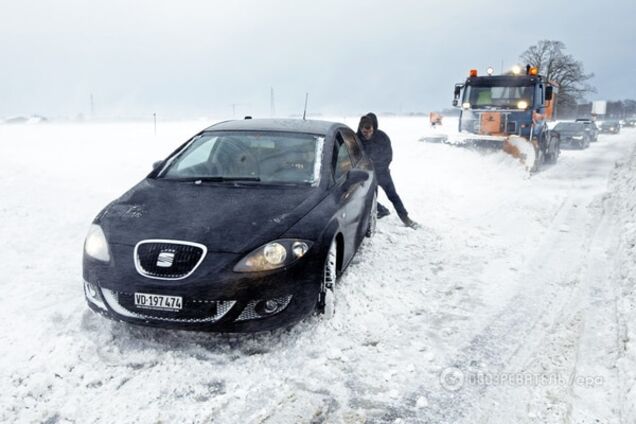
xmin=545 ymin=86 xmax=553 ymax=101
xmin=152 ymin=160 xmax=164 ymax=170
xmin=453 ymin=84 xmax=462 ymax=107
xmin=346 ymin=169 xmax=369 ymax=186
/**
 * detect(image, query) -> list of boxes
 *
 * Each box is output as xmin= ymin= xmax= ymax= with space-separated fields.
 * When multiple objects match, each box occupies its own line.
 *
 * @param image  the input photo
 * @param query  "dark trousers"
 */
xmin=376 ymin=169 xmax=408 ymax=219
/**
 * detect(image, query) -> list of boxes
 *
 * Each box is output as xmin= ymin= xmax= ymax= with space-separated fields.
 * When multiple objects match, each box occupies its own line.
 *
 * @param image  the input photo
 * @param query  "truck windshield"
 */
xmin=465 ymin=85 xmax=534 ymax=110
xmin=157 ymin=131 xmax=323 ymax=186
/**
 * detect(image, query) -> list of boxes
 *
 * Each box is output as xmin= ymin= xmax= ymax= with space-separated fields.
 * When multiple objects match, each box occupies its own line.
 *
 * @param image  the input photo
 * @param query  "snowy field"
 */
xmin=1 ymin=117 xmax=635 ymax=423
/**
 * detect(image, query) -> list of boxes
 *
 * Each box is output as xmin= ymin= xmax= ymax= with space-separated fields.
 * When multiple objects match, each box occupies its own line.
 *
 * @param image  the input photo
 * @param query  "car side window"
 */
xmin=334 ymin=139 xmax=352 ymax=181
xmin=340 ymin=129 xmax=362 ymax=165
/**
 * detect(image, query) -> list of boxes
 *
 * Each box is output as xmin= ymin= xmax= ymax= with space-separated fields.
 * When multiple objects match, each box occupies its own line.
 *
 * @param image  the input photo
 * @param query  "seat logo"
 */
xmin=156 ymin=251 xmax=175 ymax=268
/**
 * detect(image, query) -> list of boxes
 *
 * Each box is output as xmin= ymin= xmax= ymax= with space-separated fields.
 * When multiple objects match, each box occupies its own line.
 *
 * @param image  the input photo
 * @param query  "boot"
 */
xmin=377 ymin=203 xmax=391 ymax=219
xmin=399 ymin=215 xmax=420 ymax=229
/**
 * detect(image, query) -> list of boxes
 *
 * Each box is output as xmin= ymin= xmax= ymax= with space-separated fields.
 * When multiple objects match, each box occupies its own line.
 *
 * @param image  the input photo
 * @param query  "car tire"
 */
xmin=317 ymin=238 xmax=337 ymax=318
xmin=365 ymin=191 xmax=377 ymax=238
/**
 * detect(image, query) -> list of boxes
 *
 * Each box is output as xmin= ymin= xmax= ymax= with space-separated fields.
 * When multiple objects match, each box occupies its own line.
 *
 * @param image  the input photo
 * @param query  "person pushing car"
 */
xmin=357 ymin=113 xmax=419 ymax=229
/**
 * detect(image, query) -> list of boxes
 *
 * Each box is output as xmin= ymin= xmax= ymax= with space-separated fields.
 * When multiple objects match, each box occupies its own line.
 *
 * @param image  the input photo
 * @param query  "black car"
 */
xmin=599 ymin=120 xmax=621 ymax=134
xmin=83 ymin=119 xmax=378 ymax=332
xmin=574 ymin=118 xmax=599 ymax=141
xmin=553 ymin=122 xmax=591 ymax=149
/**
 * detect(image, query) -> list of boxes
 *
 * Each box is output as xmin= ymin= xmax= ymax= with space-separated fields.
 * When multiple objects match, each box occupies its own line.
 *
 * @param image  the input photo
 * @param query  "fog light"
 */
xmin=85 ymin=281 xmax=97 ymax=297
xmin=84 ymin=281 xmax=107 ymax=311
xmin=263 ymin=300 xmax=279 ymax=314
xmin=254 ymin=299 xmax=281 ymax=315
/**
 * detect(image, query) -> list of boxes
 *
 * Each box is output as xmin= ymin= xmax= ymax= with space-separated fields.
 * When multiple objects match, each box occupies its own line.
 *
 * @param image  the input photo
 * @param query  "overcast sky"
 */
xmin=1 ymin=0 xmax=635 ymax=119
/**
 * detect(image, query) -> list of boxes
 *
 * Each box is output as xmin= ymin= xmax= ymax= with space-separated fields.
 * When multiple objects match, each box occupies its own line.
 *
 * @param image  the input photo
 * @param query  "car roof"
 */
xmin=203 ymin=118 xmax=346 ymax=135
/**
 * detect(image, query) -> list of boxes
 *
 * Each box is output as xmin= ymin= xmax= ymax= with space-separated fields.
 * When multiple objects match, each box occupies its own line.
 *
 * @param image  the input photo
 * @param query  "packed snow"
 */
xmin=1 ymin=117 xmax=635 ymax=423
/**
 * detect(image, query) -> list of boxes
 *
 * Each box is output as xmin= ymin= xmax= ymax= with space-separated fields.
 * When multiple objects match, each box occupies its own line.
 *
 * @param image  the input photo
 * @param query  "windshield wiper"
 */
xmin=161 ymin=176 xmax=261 ymax=183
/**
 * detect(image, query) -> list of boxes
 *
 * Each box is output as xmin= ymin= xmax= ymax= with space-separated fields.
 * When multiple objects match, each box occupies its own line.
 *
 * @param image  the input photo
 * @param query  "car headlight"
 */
xmin=84 ymin=224 xmax=111 ymax=262
xmin=572 ymin=135 xmax=583 ymax=140
xmin=234 ymin=239 xmax=313 ymax=272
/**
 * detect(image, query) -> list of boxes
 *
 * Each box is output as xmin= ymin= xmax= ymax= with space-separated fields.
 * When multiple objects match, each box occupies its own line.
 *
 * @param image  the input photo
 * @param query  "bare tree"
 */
xmin=520 ymin=40 xmax=595 ymax=113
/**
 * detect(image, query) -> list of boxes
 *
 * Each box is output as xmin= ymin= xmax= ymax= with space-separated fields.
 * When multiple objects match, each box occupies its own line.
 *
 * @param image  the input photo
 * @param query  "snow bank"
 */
xmin=607 ymin=146 xmax=636 ymax=421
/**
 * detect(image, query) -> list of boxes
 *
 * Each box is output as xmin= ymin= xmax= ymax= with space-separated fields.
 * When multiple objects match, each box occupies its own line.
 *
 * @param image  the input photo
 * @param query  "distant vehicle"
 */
xmin=599 ymin=120 xmax=621 ymax=134
xmin=452 ymin=65 xmax=560 ymax=172
xmin=553 ymin=122 xmax=591 ymax=149
xmin=574 ymin=118 xmax=600 ymax=141
xmin=622 ymin=117 xmax=636 ymax=128
xmin=83 ymin=119 xmax=378 ymax=332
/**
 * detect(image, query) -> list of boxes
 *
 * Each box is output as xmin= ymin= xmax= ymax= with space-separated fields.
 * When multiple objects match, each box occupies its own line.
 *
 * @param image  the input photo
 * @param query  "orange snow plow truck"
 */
xmin=452 ymin=65 xmax=560 ymax=172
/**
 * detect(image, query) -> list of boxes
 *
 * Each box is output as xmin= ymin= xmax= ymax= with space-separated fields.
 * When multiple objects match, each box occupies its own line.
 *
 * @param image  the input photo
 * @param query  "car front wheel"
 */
xmin=317 ymin=238 xmax=337 ymax=318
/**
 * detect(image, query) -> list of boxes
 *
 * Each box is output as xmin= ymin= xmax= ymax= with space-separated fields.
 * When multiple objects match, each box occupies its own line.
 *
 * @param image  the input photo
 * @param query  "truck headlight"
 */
xmin=234 ymin=239 xmax=313 ymax=272
xmin=84 ymin=224 xmax=111 ymax=262
xmin=517 ymin=100 xmax=529 ymax=110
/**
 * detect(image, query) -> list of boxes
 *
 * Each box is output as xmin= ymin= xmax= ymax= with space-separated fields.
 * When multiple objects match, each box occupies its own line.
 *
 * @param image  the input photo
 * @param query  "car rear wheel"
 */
xmin=317 ymin=238 xmax=337 ymax=318
xmin=366 ymin=191 xmax=377 ymax=238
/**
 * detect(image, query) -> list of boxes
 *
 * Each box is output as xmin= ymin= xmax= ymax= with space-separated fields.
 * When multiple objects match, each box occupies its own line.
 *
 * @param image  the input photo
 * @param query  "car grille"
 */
xmin=135 ymin=240 xmax=206 ymax=279
xmin=101 ymin=289 xmax=235 ymax=323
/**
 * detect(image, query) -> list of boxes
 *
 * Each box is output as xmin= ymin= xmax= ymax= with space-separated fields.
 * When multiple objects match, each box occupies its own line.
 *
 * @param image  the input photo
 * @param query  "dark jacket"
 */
xmin=357 ymin=129 xmax=393 ymax=172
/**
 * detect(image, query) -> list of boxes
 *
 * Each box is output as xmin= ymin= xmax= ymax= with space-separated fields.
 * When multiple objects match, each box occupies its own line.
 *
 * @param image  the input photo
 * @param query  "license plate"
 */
xmin=134 ymin=292 xmax=182 ymax=311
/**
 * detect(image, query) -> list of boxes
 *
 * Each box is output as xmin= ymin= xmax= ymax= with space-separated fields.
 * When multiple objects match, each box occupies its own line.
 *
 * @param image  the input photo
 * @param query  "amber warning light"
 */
xmin=469 ymin=69 xmax=478 ymax=77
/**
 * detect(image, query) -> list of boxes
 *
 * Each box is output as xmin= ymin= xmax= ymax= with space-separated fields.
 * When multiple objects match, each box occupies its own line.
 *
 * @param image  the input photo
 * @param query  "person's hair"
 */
xmin=358 ymin=115 xmax=374 ymax=132
xmin=366 ymin=112 xmax=378 ymax=130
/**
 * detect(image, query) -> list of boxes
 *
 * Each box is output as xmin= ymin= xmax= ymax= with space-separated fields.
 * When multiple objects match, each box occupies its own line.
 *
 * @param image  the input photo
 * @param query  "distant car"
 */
xmin=599 ymin=120 xmax=621 ymax=134
xmin=574 ymin=118 xmax=599 ymax=141
xmin=83 ymin=119 xmax=378 ymax=332
xmin=553 ymin=122 xmax=591 ymax=149
xmin=622 ymin=117 xmax=636 ymax=128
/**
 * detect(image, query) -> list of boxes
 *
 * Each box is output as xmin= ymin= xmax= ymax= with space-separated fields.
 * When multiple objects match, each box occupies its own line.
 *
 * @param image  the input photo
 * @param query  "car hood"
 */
xmin=555 ymin=130 xmax=585 ymax=137
xmin=98 ymin=179 xmax=325 ymax=253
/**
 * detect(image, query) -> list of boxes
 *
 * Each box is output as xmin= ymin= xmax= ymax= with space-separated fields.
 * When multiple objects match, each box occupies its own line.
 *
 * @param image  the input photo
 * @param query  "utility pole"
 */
xmin=153 ymin=113 xmax=157 ymax=136
xmin=90 ymin=93 xmax=95 ymax=118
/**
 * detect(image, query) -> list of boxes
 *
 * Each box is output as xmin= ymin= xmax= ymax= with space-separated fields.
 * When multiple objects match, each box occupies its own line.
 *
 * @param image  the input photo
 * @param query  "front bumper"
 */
xmin=83 ymin=252 xmax=323 ymax=333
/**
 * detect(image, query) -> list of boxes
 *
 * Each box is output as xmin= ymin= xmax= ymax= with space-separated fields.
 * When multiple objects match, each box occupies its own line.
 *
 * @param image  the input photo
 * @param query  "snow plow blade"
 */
xmin=457 ymin=135 xmax=539 ymax=171
xmin=503 ymin=135 xmax=538 ymax=171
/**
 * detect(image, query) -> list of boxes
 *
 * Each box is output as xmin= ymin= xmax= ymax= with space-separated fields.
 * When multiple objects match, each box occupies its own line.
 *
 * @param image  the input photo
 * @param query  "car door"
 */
xmin=333 ymin=129 xmax=371 ymax=264
xmin=339 ymin=128 xmax=373 ymax=239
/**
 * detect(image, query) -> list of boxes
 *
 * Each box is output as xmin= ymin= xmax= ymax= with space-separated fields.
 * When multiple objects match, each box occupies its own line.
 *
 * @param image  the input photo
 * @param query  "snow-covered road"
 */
xmin=1 ymin=118 xmax=635 ymax=423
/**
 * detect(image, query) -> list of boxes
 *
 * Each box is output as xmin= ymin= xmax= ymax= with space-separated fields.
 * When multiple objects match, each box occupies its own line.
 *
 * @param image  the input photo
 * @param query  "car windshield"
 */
xmin=465 ymin=85 xmax=534 ymax=109
xmin=158 ymin=131 xmax=324 ymax=185
xmin=555 ymin=123 xmax=584 ymax=131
